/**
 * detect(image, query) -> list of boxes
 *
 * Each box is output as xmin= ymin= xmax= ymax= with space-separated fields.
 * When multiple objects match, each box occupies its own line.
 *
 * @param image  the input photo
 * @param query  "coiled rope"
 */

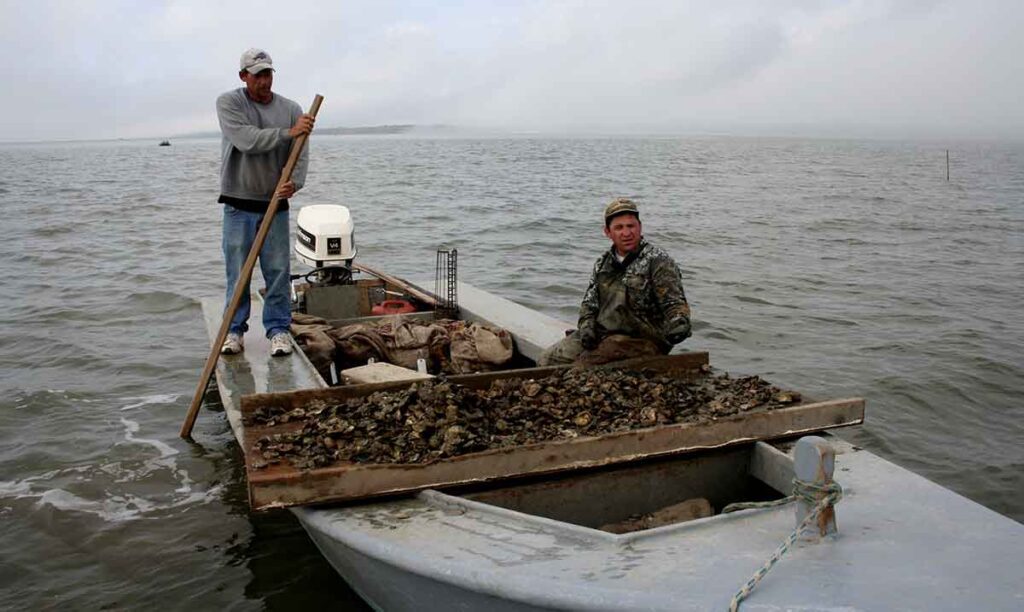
xmin=721 ymin=478 xmax=843 ymax=612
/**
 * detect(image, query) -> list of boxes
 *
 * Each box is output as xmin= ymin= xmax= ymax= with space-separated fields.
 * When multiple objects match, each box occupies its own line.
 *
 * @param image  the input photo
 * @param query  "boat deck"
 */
xmin=201 ymin=299 xmax=326 ymax=446
xmin=201 ymin=282 xmax=1024 ymax=611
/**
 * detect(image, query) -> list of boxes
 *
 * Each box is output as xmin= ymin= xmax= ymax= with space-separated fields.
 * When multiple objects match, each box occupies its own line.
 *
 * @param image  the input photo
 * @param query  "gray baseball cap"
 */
xmin=240 ymin=48 xmax=274 ymax=74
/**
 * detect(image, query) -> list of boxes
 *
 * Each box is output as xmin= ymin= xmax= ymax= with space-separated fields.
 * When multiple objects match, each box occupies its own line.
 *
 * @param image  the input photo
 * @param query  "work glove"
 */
xmin=665 ymin=321 xmax=691 ymax=345
xmin=578 ymin=325 xmax=599 ymax=351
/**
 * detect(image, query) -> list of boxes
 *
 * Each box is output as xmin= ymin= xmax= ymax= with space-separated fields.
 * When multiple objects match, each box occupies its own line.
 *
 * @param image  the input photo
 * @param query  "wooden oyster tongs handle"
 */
xmin=181 ymin=94 xmax=324 ymax=439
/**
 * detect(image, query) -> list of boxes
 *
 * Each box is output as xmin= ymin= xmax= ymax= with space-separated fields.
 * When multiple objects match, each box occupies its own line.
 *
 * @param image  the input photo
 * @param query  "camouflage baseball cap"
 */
xmin=604 ymin=198 xmax=639 ymax=222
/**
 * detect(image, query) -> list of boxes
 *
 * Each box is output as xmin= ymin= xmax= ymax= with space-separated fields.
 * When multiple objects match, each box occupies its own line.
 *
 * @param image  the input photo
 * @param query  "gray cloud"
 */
xmin=2 ymin=0 xmax=1022 ymax=141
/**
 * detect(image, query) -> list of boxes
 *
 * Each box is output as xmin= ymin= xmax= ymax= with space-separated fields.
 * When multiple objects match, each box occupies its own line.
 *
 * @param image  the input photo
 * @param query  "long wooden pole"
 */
xmin=181 ymin=94 xmax=324 ymax=439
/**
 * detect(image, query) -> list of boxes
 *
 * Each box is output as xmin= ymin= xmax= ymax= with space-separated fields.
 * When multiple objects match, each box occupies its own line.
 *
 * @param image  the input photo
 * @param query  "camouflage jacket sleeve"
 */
xmin=650 ymin=253 xmax=691 ymax=338
xmin=577 ymin=257 xmax=603 ymax=332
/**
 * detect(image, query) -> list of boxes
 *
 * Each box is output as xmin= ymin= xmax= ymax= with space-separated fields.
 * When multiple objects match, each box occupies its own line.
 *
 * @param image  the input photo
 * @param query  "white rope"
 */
xmin=725 ymin=478 xmax=843 ymax=611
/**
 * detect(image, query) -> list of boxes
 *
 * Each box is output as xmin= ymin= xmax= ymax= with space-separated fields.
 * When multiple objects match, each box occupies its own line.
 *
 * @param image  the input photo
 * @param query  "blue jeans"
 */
xmin=222 ymin=205 xmax=292 ymax=338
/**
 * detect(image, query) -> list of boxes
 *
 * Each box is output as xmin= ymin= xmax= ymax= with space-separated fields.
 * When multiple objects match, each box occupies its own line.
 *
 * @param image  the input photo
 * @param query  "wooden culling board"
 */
xmin=239 ymin=353 xmax=865 ymax=510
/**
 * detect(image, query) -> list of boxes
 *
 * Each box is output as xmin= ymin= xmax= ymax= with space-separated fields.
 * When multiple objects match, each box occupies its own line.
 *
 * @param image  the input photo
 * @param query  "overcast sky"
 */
xmin=2 ymin=0 xmax=1022 ymax=142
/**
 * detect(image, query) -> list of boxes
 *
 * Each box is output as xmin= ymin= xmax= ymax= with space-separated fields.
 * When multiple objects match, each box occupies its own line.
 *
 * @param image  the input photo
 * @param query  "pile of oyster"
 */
xmin=249 ymin=368 xmax=801 ymax=470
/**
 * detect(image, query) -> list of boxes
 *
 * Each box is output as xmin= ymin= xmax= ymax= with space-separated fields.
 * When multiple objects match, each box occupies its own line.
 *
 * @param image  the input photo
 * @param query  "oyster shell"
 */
xmin=250 ymin=367 xmax=802 ymax=469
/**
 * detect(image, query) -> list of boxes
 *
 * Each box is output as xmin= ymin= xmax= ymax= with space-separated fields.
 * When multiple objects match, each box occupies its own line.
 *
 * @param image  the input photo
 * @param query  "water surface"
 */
xmin=1 ymin=134 xmax=1021 ymax=608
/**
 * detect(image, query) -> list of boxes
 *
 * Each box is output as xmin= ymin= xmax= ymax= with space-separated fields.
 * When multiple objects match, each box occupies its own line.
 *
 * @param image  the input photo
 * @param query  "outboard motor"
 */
xmin=295 ymin=204 xmax=356 ymax=286
xmin=293 ymin=204 xmax=360 ymax=319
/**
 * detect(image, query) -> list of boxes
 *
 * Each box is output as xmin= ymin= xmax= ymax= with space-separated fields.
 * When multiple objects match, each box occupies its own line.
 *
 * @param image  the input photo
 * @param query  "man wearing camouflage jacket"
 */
xmin=539 ymin=198 xmax=691 ymax=366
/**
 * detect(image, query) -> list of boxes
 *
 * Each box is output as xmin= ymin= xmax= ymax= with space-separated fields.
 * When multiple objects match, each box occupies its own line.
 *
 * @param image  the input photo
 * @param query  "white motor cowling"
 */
xmin=295 ymin=204 xmax=356 ymax=268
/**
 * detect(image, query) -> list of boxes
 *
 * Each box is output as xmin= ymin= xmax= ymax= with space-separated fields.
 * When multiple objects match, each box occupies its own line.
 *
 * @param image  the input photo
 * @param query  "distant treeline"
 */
xmin=316 ymin=124 xmax=414 ymax=135
xmin=178 ymin=125 xmax=419 ymax=139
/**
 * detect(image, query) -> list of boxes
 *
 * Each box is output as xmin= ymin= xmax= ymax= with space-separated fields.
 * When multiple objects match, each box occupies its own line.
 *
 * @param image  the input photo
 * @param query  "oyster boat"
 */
xmin=199 ymin=271 xmax=1024 ymax=611
xmin=196 ymin=200 xmax=1021 ymax=611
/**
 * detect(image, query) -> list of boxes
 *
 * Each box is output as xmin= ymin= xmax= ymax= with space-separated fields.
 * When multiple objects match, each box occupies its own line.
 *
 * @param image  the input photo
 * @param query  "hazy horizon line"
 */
xmin=2 ymin=122 xmax=1022 ymax=146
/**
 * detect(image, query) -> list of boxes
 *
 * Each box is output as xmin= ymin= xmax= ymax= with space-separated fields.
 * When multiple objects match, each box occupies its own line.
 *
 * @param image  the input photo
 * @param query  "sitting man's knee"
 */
xmin=538 ymin=333 xmax=584 ymax=367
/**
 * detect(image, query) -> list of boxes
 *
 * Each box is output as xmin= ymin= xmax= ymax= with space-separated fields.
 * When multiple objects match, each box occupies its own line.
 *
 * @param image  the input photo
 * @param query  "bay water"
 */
xmin=1 ymin=134 xmax=1021 ymax=609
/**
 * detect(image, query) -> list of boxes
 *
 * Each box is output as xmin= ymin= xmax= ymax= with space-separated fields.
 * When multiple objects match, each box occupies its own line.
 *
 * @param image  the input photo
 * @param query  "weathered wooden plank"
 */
xmin=448 ymin=351 xmax=710 ymax=389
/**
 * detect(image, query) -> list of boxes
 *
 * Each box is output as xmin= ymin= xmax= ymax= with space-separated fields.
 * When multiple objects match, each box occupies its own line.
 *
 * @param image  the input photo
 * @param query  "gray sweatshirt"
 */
xmin=216 ymin=88 xmax=308 ymax=206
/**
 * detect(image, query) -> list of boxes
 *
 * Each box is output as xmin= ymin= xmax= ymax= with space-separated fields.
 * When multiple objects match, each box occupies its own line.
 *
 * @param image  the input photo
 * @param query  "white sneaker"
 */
xmin=270 ymin=332 xmax=293 ymax=357
xmin=221 ymin=332 xmax=244 ymax=355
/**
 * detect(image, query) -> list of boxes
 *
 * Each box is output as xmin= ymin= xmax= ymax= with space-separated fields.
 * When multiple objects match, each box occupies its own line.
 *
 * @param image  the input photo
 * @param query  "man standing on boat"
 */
xmin=216 ymin=48 xmax=314 ymax=356
xmin=538 ymin=198 xmax=691 ymax=366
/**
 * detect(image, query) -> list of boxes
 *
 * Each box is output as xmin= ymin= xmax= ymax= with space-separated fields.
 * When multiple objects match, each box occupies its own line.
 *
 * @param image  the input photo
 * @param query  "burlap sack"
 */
xmin=449 ymin=321 xmax=514 ymax=373
xmin=379 ymin=319 xmax=450 ymax=372
xmin=290 ymin=313 xmax=337 ymax=375
xmin=292 ymin=313 xmax=514 ymax=376
xmin=329 ymin=323 xmax=390 ymax=371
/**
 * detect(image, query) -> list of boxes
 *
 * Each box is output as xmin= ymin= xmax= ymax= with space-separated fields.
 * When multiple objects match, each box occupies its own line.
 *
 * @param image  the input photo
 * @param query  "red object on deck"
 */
xmin=371 ymin=299 xmax=416 ymax=316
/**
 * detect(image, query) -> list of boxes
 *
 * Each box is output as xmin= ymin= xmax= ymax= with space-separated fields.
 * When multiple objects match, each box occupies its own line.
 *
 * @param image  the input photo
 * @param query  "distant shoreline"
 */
xmin=0 ymin=124 xmax=432 ymax=145
xmin=318 ymin=124 xmax=415 ymax=135
xmin=181 ymin=124 xmax=421 ymax=139
xmin=3 ymin=126 xmax=1022 ymax=146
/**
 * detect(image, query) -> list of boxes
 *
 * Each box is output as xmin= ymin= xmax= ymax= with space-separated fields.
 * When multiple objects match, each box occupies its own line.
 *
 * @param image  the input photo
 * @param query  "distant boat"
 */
xmin=159 ymin=140 xmax=170 ymax=146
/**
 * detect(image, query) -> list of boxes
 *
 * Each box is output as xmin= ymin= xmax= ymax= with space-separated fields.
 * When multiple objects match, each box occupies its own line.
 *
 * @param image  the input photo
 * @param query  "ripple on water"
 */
xmin=1 ymin=394 xmax=222 ymax=524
